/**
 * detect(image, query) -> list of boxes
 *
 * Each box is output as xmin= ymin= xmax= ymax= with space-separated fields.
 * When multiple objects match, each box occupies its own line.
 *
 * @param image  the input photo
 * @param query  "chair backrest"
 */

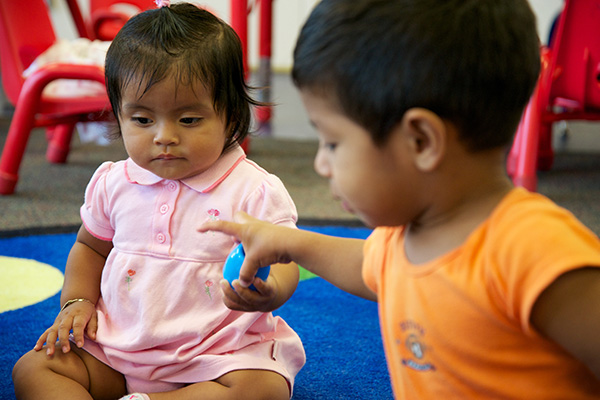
xmin=548 ymin=0 xmax=600 ymax=111
xmin=89 ymin=0 xmax=155 ymax=40
xmin=0 ymin=0 xmax=57 ymax=104
xmin=90 ymin=0 xmax=155 ymax=15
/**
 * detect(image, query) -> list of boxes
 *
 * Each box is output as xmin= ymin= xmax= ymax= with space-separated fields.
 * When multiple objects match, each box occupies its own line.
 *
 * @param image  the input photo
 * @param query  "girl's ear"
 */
xmin=400 ymin=108 xmax=448 ymax=172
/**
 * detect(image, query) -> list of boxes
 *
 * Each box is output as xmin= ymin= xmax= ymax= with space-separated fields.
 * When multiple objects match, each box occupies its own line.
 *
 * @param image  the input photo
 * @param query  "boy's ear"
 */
xmin=400 ymin=108 xmax=447 ymax=172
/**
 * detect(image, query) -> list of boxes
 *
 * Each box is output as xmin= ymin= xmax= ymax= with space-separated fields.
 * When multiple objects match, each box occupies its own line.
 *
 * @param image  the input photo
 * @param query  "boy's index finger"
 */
xmin=198 ymin=219 xmax=241 ymax=236
xmin=198 ymin=211 xmax=256 ymax=237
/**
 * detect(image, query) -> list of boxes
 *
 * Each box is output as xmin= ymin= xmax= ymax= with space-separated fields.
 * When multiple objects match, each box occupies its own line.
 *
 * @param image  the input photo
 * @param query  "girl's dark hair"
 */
xmin=105 ymin=3 xmax=260 ymax=150
xmin=292 ymin=0 xmax=541 ymax=151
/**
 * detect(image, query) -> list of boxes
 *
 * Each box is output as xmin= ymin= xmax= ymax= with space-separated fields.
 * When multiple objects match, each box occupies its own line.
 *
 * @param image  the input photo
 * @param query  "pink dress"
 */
xmin=79 ymin=146 xmax=306 ymax=394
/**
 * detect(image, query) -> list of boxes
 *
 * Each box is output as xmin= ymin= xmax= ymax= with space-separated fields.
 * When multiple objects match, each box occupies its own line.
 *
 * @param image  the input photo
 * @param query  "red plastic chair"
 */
xmin=507 ymin=0 xmax=600 ymax=191
xmin=0 ymin=0 xmax=111 ymax=195
xmin=66 ymin=0 xmax=155 ymax=41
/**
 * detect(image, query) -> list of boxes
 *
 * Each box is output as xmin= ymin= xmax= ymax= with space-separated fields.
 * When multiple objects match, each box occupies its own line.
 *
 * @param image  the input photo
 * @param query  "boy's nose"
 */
xmin=313 ymin=145 xmax=331 ymax=178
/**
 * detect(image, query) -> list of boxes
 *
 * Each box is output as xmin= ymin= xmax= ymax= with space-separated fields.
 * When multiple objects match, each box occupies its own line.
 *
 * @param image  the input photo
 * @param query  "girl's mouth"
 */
xmin=155 ymin=154 xmax=180 ymax=161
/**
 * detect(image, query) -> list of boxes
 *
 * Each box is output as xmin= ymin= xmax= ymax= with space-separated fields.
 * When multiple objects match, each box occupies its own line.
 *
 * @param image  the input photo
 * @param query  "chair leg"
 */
xmin=537 ymin=122 xmax=554 ymax=171
xmin=0 ymin=108 xmax=36 ymax=195
xmin=507 ymin=113 xmax=525 ymax=178
xmin=256 ymin=0 xmax=273 ymax=124
xmin=510 ymin=90 xmax=541 ymax=191
xmin=46 ymin=122 xmax=75 ymax=164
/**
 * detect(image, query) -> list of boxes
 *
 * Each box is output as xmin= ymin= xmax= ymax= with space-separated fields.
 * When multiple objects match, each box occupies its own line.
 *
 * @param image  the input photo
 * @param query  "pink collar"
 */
xmin=124 ymin=146 xmax=246 ymax=193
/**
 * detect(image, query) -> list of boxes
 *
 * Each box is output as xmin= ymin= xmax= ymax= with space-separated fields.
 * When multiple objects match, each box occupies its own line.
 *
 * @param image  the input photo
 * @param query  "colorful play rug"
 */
xmin=0 ymin=226 xmax=392 ymax=400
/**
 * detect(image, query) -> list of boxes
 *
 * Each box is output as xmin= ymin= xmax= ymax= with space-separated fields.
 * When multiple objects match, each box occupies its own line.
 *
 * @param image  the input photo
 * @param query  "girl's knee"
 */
xmin=13 ymin=347 xmax=125 ymax=399
xmin=12 ymin=350 xmax=34 ymax=384
xmin=217 ymin=370 xmax=291 ymax=400
xmin=12 ymin=347 xmax=90 ymax=388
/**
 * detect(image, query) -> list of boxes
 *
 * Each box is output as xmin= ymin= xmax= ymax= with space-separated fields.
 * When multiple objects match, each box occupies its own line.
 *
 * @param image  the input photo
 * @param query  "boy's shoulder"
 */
xmin=489 ymin=188 xmax=590 ymax=234
xmin=367 ymin=188 xmax=599 ymax=259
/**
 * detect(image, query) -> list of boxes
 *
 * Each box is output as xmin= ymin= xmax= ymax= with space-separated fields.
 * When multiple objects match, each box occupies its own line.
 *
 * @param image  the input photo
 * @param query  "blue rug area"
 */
xmin=0 ymin=227 xmax=392 ymax=400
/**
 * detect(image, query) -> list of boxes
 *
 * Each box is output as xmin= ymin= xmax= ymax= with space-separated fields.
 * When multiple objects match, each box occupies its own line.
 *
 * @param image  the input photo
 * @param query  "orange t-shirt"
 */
xmin=363 ymin=188 xmax=600 ymax=399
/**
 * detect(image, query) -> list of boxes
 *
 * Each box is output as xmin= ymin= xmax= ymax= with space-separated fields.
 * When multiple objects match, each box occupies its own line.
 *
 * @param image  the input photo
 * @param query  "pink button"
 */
xmin=167 ymin=182 xmax=177 ymax=191
xmin=156 ymin=233 xmax=166 ymax=243
xmin=160 ymin=204 xmax=169 ymax=214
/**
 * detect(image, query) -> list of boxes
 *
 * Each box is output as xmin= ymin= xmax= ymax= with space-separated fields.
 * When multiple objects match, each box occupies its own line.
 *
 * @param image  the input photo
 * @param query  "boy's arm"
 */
xmin=200 ymin=212 xmax=376 ymax=301
xmin=36 ymin=225 xmax=112 ymax=355
xmin=531 ymin=267 xmax=600 ymax=380
xmin=284 ymin=228 xmax=375 ymax=300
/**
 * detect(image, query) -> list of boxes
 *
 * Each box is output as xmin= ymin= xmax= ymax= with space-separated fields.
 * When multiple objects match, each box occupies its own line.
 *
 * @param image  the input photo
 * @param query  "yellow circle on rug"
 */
xmin=0 ymin=256 xmax=64 ymax=313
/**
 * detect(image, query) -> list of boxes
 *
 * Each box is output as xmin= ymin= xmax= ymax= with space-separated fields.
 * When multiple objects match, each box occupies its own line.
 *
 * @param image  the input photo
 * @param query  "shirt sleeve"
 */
xmin=362 ymin=227 xmax=394 ymax=295
xmin=490 ymin=196 xmax=600 ymax=335
xmin=80 ymin=161 xmax=116 ymax=241
xmin=242 ymin=173 xmax=298 ymax=229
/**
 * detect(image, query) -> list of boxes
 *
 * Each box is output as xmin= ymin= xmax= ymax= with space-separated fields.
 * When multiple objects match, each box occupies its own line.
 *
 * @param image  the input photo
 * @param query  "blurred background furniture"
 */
xmin=66 ymin=0 xmax=155 ymax=40
xmin=0 ymin=0 xmax=110 ymax=195
xmin=507 ymin=0 xmax=600 ymax=191
xmin=231 ymin=0 xmax=273 ymax=125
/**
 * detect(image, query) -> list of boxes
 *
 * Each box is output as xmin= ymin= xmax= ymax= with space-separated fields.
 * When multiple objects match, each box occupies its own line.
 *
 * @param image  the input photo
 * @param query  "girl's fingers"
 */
xmin=34 ymin=329 xmax=50 ymax=351
xmin=230 ymin=279 xmax=276 ymax=312
xmin=248 ymin=278 xmax=271 ymax=296
xmin=45 ymin=329 xmax=58 ymax=355
xmin=57 ymin=316 xmax=74 ymax=353
xmin=87 ymin=312 xmax=98 ymax=341
xmin=220 ymin=280 xmax=242 ymax=302
xmin=71 ymin=314 xmax=88 ymax=348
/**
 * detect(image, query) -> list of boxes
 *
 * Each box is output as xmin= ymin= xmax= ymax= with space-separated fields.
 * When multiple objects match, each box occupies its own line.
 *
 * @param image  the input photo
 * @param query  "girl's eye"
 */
xmin=180 ymin=117 xmax=202 ymax=125
xmin=132 ymin=117 xmax=152 ymax=125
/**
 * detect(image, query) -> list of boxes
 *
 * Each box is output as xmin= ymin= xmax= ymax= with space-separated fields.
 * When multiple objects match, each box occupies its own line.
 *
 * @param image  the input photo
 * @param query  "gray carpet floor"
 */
xmin=0 ymin=130 xmax=362 ymax=234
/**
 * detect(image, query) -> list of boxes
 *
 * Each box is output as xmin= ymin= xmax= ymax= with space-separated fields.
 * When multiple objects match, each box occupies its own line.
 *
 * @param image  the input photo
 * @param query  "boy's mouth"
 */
xmin=341 ymin=200 xmax=355 ymax=214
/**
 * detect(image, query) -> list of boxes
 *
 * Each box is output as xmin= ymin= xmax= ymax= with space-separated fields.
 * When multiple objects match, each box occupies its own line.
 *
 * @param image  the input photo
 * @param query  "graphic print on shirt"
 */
xmin=204 ymin=280 xmax=214 ymax=300
xmin=398 ymin=319 xmax=436 ymax=372
xmin=203 ymin=208 xmax=221 ymax=236
xmin=126 ymin=269 xmax=136 ymax=291
xmin=207 ymin=208 xmax=221 ymax=221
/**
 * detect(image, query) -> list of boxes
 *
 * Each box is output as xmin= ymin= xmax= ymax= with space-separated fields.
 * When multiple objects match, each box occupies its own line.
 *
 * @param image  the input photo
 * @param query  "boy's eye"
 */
xmin=324 ymin=142 xmax=337 ymax=151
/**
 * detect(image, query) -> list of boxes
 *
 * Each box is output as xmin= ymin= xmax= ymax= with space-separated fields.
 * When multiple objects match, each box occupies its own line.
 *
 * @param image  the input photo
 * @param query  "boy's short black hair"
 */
xmin=105 ymin=3 xmax=259 ymax=149
xmin=292 ymin=0 xmax=541 ymax=151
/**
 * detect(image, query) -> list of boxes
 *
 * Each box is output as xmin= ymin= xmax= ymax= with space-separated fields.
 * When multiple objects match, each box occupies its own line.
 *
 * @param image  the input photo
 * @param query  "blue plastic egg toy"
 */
xmin=223 ymin=244 xmax=270 ymax=291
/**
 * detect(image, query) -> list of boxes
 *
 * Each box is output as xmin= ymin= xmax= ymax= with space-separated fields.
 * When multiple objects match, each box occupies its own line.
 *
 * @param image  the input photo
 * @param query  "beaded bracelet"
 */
xmin=60 ymin=298 xmax=94 ymax=313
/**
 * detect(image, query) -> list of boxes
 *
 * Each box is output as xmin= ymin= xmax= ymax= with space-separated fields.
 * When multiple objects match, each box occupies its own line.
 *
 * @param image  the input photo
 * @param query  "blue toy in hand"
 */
xmin=223 ymin=244 xmax=270 ymax=291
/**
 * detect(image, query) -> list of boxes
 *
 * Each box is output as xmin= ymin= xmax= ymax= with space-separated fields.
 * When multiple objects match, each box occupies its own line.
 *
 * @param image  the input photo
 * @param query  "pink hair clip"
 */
xmin=155 ymin=0 xmax=170 ymax=7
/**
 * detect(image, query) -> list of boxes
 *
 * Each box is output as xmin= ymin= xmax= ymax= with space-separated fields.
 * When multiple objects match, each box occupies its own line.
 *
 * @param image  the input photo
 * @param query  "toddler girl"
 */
xmin=12 ymin=3 xmax=305 ymax=399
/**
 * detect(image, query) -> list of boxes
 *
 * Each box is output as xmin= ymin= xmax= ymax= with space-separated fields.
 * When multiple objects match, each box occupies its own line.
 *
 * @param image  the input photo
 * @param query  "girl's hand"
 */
xmin=220 ymin=276 xmax=279 ymax=313
xmin=34 ymin=301 xmax=97 ymax=356
xmin=199 ymin=212 xmax=293 ymax=288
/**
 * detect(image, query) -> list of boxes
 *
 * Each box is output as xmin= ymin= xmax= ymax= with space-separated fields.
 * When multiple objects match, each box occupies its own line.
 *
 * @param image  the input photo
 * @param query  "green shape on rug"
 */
xmin=299 ymin=265 xmax=317 ymax=281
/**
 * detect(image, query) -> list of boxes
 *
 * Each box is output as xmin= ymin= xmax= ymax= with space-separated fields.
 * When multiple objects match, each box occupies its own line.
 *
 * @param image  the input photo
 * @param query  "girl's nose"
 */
xmin=153 ymin=125 xmax=179 ymax=146
xmin=313 ymin=144 xmax=332 ymax=178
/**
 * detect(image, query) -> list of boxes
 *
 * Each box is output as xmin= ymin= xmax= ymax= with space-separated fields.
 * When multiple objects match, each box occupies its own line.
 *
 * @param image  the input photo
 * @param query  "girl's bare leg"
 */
xmin=12 ymin=345 xmax=126 ymax=400
xmin=148 ymin=369 xmax=290 ymax=400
